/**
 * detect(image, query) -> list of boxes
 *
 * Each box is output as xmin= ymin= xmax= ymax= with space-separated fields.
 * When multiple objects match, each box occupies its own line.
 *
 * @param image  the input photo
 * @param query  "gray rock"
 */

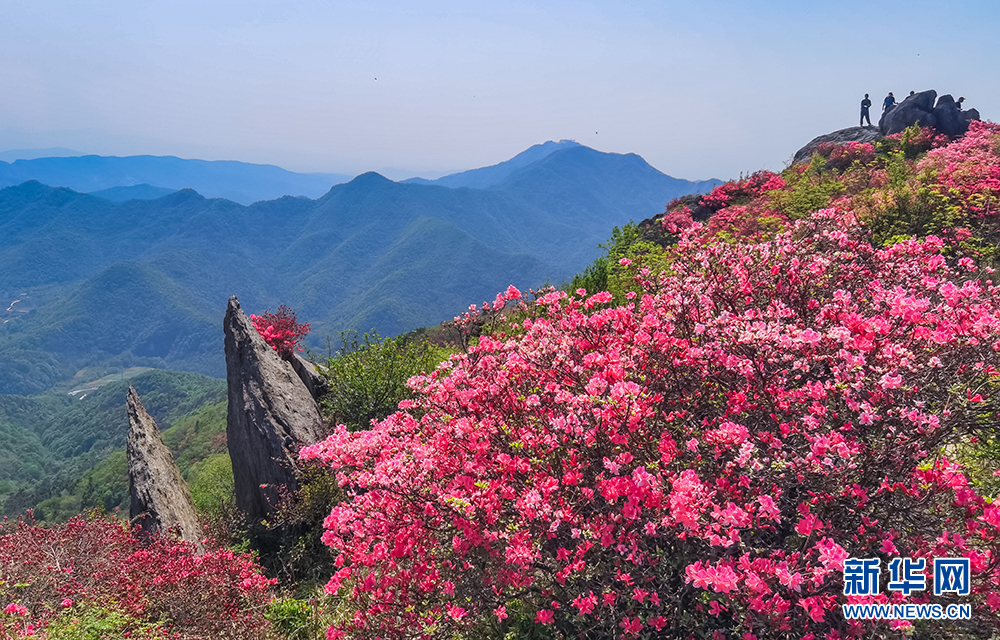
xmin=291 ymin=352 xmax=328 ymax=402
xmin=877 ymin=89 xmax=980 ymax=137
xmin=127 ymin=387 xmax=204 ymax=551
xmin=933 ymin=94 xmax=965 ymax=137
xmin=881 ymin=90 xmax=938 ymax=135
xmin=961 ymin=108 xmax=981 ymax=129
xmin=224 ymin=295 xmax=325 ymax=522
xmin=793 ymin=127 xmax=883 ymax=164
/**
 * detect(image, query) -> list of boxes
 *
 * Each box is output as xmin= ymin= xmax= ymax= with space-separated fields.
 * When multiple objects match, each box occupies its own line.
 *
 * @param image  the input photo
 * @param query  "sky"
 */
xmin=1 ymin=0 xmax=997 ymax=182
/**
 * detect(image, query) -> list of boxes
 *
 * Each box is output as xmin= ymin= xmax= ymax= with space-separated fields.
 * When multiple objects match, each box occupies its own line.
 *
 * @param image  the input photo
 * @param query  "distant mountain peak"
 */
xmin=404 ymin=140 xmax=585 ymax=189
xmin=350 ymin=171 xmax=392 ymax=183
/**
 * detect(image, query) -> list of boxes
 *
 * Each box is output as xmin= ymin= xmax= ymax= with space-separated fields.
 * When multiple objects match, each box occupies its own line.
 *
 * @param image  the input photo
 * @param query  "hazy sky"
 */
xmin=2 ymin=0 xmax=997 ymax=181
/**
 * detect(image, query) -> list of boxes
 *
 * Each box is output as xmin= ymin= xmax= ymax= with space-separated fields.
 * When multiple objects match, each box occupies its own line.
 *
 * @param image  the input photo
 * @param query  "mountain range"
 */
xmin=0 ymin=141 xmax=719 ymax=394
xmin=0 ymin=155 xmax=352 ymax=205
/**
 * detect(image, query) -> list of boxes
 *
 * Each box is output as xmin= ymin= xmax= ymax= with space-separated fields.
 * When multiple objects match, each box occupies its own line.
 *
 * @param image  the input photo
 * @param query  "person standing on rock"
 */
xmin=860 ymin=94 xmax=872 ymax=126
xmin=957 ymin=97 xmax=965 ymax=110
xmin=883 ymin=92 xmax=896 ymax=112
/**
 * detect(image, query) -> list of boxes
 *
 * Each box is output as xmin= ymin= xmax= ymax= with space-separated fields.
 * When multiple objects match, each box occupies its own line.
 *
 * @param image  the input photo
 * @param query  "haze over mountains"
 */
xmin=0 ymin=155 xmax=352 ymax=205
xmin=0 ymin=141 xmax=719 ymax=394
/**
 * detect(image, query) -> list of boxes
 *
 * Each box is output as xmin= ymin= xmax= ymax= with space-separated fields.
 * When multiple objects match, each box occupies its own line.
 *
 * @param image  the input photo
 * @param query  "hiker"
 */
xmin=883 ymin=92 xmax=896 ymax=111
xmin=860 ymin=94 xmax=872 ymax=126
xmin=957 ymin=97 xmax=965 ymax=110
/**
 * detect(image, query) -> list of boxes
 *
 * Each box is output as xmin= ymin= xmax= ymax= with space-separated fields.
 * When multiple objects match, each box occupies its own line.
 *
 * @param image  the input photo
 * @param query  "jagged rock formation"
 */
xmin=126 ymin=387 xmax=204 ymax=551
xmin=224 ymin=296 xmax=325 ymax=522
xmin=290 ymin=352 xmax=328 ymax=402
xmin=793 ymin=126 xmax=884 ymax=164
xmin=879 ymin=90 xmax=980 ymax=136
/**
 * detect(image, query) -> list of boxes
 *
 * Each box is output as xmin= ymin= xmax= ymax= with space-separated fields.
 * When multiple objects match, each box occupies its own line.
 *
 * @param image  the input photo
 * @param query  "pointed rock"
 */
xmin=224 ymin=296 xmax=324 ymax=522
xmin=127 ymin=387 xmax=204 ymax=551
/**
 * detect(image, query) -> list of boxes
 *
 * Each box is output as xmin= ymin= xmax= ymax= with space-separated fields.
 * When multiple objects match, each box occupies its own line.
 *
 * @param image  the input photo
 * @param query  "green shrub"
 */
xmin=320 ymin=332 xmax=446 ymax=431
xmin=187 ymin=452 xmax=235 ymax=517
xmin=265 ymin=597 xmax=318 ymax=640
xmin=41 ymin=603 xmax=164 ymax=639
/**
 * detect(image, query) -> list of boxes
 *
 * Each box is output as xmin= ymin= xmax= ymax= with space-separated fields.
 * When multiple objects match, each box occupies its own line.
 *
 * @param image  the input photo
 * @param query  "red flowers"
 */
xmin=0 ymin=515 xmax=273 ymax=637
xmin=250 ymin=304 xmax=310 ymax=357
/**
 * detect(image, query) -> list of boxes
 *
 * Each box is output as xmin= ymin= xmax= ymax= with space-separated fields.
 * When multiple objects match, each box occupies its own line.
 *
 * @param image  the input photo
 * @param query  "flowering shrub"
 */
xmin=303 ymin=209 xmax=1000 ymax=639
xmin=918 ymin=121 xmax=1000 ymax=218
xmin=0 ymin=514 xmax=275 ymax=638
xmin=251 ymin=305 xmax=311 ymax=357
xmin=700 ymin=171 xmax=786 ymax=211
xmin=880 ymin=125 xmax=950 ymax=159
xmin=813 ymin=141 xmax=876 ymax=172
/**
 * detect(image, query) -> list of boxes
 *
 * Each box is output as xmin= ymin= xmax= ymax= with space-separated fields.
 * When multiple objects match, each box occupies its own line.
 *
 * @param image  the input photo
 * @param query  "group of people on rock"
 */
xmin=860 ymin=90 xmax=965 ymax=127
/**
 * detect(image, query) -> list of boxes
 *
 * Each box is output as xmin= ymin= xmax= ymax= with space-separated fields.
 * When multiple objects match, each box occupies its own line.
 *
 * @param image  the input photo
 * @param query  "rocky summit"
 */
xmin=793 ymin=126 xmax=884 ymax=164
xmin=879 ymin=89 xmax=980 ymax=136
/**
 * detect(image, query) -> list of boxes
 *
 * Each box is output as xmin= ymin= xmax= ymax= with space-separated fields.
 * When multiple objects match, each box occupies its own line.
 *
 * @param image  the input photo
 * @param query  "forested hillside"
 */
xmin=0 ymin=142 xmax=716 ymax=394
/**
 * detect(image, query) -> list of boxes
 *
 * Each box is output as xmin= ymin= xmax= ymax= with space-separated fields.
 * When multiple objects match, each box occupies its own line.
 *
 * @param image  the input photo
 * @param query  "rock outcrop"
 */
xmin=879 ymin=90 xmax=980 ymax=136
xmin=290 ymin=352 xmax=328 ymax=402
xmin=126 ymin=387 xmax=204 ymax=551
xmin=793 ymin=126 xmax=884 ymax=164
xmin=224 ymin=296 xmax=325 ymax=522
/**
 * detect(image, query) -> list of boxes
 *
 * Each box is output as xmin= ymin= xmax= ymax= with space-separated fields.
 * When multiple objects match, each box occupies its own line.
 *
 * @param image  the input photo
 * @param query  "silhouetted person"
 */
xmin=883 ymin=92 xmax=896 ymax=111
xmin=909 ymin=91 xmax=915 ymax=97
xmin=860 ymin=94 xmax=872 ymax=126
xmin=957 ymin=97 xmax=966 ymax=110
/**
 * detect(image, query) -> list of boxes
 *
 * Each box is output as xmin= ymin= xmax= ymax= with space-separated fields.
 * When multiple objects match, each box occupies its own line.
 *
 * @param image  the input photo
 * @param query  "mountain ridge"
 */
xmin=0 ymin=142 xmax=719 ymax=394
xmin=0 ymin=155 xmax=352 ymax=205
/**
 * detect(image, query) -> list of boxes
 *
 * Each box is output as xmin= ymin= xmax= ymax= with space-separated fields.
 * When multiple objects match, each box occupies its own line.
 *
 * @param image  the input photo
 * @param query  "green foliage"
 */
xmin=161 ymin=400 xmax=228 ymax=475
xmin=565 ymin=254 xmax=609 ymax=298
xmin=34 ymin=493 xmax=83 ymax=524
xmin=321 ymin=332 xmax=447 ymax=431
xmin=770 ymin=156 xmax=845 ymax=220
xmin=265 ymin=597 xmax=323 ymax=640
xmin=864 ymin=178 xmax=960 ymax=246
xmin=1 ymin=370 xmax=225 ymax=519
xmin=41 ymin=603 xmax=164 ymax=639
xmin=76 ymin=450 xmax=129 ymax=514
xmin=565 ymin=223 xmax=670 ymax=303
xmin=187 ymin=452 xmax=235 ymax=518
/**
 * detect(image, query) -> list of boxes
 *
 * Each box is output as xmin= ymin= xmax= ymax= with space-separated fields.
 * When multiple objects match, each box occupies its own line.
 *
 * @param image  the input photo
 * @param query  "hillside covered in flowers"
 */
xmin=4 ymin=122 xmax=1000 ymax=639
xmin=302 ymin=122 xmax=1000 ymax=640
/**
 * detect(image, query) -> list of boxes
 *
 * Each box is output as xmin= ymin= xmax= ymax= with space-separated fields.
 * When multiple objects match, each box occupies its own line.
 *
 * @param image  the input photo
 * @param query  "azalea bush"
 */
xmin=0 ymin=514 xmax=275 ymax=638
xmin=813 ymin=141 xmax=876 ymax=172
xmin=699 ymin=170 xmax=786 ymax=211
xmin=292 ymin=124 xmax=1000 ymax=639
xmin=301 ymin=207 xmax=1000 ymax=639
xmin=251 ymin=305 xmax=311 ymax=357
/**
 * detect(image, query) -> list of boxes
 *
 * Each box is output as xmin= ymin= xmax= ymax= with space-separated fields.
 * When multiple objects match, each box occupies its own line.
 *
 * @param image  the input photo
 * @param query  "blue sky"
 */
xmin=1 ymin=0 xmax=996 ymax=181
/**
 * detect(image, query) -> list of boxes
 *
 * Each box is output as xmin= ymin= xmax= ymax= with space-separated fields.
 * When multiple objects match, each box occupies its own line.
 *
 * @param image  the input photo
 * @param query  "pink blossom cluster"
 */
xmin=813 ymin=141 xmax=876 ymax=172
xmin=918 ymin=121 xmax=1000 ymax=217
xmin=884 ymin=126 xmax=950 ymax=157
xmin=250 ymin=304 xmax=311 ymax=357
xmin=700 ymin=171 xmax=786 ymax=211
xmin=303 ymin=210 xmax=1000 ymax=639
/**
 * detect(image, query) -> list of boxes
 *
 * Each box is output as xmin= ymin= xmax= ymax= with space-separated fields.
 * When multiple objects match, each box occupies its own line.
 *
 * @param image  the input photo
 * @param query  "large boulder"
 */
xmin=880 ymin=90 xmax=938 ymax=135
xmin=127 ymin=387 xmax=204 ymax=551
xmin=793 ymin=127 xmax=883 ymax=164
xmin=880 ymin=90 xmax=980 ymax=136
xmin=224 ymin=296 xmax=325 ymax=522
